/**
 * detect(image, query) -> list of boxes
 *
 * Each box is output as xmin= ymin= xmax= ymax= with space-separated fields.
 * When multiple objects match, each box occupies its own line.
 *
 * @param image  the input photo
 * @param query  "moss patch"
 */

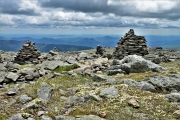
xmin=53 ymin=64 xmax=79 ymax=73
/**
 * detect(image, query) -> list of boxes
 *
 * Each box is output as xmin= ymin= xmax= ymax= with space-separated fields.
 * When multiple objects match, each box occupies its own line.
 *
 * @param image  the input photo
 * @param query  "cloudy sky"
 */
xmin=0 ymin=0 xmax=180 ymax=35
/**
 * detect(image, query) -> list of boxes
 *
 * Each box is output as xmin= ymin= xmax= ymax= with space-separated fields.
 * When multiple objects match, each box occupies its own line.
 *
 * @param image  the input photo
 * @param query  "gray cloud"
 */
xmin=39 ymin=0 xmax=180 ymax=21
xmin=0 ymin=0 xmax=179 ymax=31
xmin=0 ymin=0 xmax=40 ymax=16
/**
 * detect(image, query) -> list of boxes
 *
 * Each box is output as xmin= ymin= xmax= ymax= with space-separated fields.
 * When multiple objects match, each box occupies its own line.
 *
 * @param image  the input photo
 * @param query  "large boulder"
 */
xmin=147 ymin=74 xmax=180 ymax=92
xmin=108 ymin=55 xmax=165 ymax=74
xmin=123 ymin=79 xmax=156 ymax=92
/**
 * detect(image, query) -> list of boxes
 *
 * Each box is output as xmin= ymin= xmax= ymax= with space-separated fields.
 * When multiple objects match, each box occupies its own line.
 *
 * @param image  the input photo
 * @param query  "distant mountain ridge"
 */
xmin=0 ymin=35 xmax=180 ymax=51
xmin=0 ymin=40 xmax=93 ymax=52
xmin=0 ymin=36 xmax=119 ymax=48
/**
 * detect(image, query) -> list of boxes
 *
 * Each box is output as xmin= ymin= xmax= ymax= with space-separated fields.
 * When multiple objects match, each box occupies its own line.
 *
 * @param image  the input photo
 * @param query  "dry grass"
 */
xmin=70 ymin=84 xmax=179 ymax=120
xmin=1 ymin=58 xmax=180 ymax=119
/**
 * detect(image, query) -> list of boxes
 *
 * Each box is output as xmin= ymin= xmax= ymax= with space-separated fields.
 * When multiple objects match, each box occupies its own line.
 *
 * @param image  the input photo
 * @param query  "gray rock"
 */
xmin=59 ymin=89 xmax=67 ymax=96
xmin=78 ymin=52 xmax=89 ymax=60
xmin=19 ymin=94 xmax=32 ymax=103
xmin=37 ymin=82 xmax=53 ymax=102
xmin=147 ymin=74 xmax=180 ymax=91
xmin=8 ymin=113 xmax=25 ymax=120
xmin=20 ymin=68 xmax=39 ymax=80
xmin=27 ymin=118 xmax=35 ymax=120
xmin=164 ymin=93 xmax=180 ymax=102
xmin=0 ymin=63 xmax=6 ymax=71
xmin=5 ymin=62 xmax=20 ymax=69
xmin=55 ymin=115 xmax=75 ymax=120
xmin=0 ymin=72 xmax=6 ymax=83
xmin=109 ymin=55 xmax=165 ymax=74
xmin=7 ymin=87 xmax=18 ymax=96
xmin=66 ymin=96 xmax=85 ymax=105
xmin=41 ymin=115 xmax=53 ymax=120
xmin=108 ymin=69 xmax=125 ymax=75
xmin=6 ymin=72 xmax=20 ymax=82
xmin=85 ymin=94 xmax=102 ymax=101
xmin=41 ymin=61 xmax=69 ymax=70
xmin=23 ymin=102 xmax=38 ymax=109
xmin=92 ymin=74 xmax=118 ymax=84
xmin=37 ymin=111 xmax=48 ymax=116
xmin=75 ymin=115 xmax=105 ymax=120
xmin=123 ymin=79 xmax=156 ymax=92
xmin=49 ymin=50 xmax=58 ymax=56
xmin=92 ymin=74 xmax=106 ymax=82
xmin=100 ymin=86 xmax=119 ymax=98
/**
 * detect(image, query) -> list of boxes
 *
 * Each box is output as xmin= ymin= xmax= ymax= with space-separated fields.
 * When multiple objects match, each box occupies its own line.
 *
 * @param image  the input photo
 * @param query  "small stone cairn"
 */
xmin=14 ymin=40 xmax=41 ymax=64
xmin=52 ymin=47 xmax=58 ymax=52
xmin=96 ymin=45 xmax=105 ymax=56
xmin=113 ymin=29 xmax=149 ymax=59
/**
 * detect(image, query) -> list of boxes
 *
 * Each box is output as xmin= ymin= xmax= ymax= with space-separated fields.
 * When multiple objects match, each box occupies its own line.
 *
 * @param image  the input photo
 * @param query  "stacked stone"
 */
xmin=96 ymin=45 xmax=105 ymax=56
xmin=52 ymin=47 xmax=58 ymax=52
xmin=14 ymin=40 xmax=41 ymax=64
xmin=113 ymin=29 xmax=148 ymax=59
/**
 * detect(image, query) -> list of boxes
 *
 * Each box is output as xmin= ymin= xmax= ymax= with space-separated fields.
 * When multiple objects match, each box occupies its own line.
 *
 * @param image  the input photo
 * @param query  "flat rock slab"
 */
xmin=41 ymin=61 xmax=70 ymax=70
xmin=147 ymin=74 xmax=180 ymax=91
xmin=100 ymin=86 xmax=119 ymax=98
xmin=6 ymin=72 xmax=20 ymax=82
xmin=36 ymin=82 xmax=53 ymax=102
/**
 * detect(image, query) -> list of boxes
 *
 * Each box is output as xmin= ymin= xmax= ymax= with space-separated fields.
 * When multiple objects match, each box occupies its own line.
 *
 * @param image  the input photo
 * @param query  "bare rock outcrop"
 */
xmin=113 ymin=29 xmax=149 ymax=59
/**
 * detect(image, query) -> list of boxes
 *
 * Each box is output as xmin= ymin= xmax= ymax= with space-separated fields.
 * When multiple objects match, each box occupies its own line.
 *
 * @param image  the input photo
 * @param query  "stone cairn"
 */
xmin=14 ymin=40 xmax=41 ymax=64
xmin=113 ymin=29 xmax=149 ymax=59
xmin=52 ymin=47 xmax=58 ymax=52
xmin=96 ymin=45 xmax=105 ymax=56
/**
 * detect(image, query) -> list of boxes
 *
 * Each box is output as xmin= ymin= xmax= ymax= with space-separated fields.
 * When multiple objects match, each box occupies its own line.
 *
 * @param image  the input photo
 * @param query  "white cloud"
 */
xmin=0 ymin=0 xmax=179 ymax=33
xmin=0 ymin=15 xmax=15 ymax=25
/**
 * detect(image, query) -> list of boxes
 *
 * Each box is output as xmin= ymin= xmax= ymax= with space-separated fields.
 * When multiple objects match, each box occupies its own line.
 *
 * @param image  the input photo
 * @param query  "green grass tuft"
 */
xmin=53 ymin=64 xmax=79 ymax=73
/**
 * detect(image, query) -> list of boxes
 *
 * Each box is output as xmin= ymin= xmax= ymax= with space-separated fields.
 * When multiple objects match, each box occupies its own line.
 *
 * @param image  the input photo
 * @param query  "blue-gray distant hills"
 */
xmin=0 ymin=40 xmax=93 ymax=52
xmin=0 ymin=35 xmax=180 ymax=52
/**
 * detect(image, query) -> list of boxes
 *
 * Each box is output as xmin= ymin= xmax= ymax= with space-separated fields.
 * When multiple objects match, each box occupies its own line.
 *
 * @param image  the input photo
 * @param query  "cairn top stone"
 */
xmin=14 ymin=40 xmax=41 ymax=64
xmin=113 ymin=29 xmax=149 ymax=59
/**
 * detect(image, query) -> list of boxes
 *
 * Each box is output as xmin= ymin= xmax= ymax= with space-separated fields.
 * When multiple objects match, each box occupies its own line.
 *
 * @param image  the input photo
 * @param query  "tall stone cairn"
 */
xmin=113 ymin=29 xmax=149 ymax=59
xmin=14 ymin=40 xmax=41 ymax=64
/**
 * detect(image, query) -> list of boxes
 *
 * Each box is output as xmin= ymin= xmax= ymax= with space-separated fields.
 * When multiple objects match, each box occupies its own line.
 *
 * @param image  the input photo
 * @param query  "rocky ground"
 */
xmin=0 ymin=47 xmax=180 ymax=120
